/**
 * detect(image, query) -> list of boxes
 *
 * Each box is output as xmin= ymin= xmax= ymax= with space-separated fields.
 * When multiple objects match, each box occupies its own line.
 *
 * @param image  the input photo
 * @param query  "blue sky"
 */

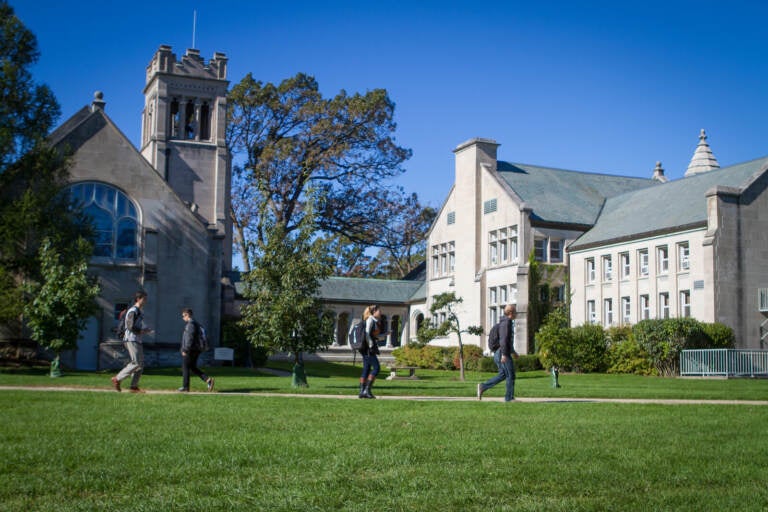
xmin=14 ymin=0 xmax=768 ymax=210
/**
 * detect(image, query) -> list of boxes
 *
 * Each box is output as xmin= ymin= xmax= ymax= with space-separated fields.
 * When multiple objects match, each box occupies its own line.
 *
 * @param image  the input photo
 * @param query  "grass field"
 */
xmin=2 ymin=364 xmax=768 ymax=511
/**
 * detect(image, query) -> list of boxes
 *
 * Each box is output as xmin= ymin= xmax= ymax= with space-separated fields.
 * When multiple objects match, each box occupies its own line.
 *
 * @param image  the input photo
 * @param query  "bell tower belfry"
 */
xmin=140 ymin=45 xmax=231 ymax=269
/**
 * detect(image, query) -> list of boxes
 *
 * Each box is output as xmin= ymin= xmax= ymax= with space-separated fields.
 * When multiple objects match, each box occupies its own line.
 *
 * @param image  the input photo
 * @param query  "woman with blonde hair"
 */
xmin=358 ymin=304 xmax=382 ymax=398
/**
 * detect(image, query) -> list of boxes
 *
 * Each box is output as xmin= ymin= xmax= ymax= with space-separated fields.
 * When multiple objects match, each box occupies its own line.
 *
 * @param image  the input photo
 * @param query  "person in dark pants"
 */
xmin=478 ymin=304 xmax=519 ymax=401
xmin=178 ymin=308 xmax=214 ymax=392
xmin=358 ymin=304 xmax=382 ymax=399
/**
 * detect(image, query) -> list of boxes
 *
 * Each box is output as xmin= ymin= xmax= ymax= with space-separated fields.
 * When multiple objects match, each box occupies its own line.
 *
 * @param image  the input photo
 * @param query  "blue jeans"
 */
xmin=481 ymin=350 xmax=516 ymax=401
xmin=361 ymin=354 xmax=380 ymax=381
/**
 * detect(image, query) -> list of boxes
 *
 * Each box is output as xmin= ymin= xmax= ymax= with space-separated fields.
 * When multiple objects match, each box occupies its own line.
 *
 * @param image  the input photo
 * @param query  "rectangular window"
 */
xmin=499 ymin=286 xmax=508 ymax=305
xmin=489 ymin=287 xmax=497 ymax=305
xmin=621 ymin=297 xmax=631 ymax=323
xmin=659 ymin=292 xmax=670 ymax=319
xmin=483 ymin=198 xmax=497 ymax=214
xmin=602 ymin=255 xmax=612 ymax=281
xmin=680 ymin=290 xmax=691 ymax=318
xmin=534 ymin=239 xmax=547 ymax=262
xmin=678 ymin=242 xmax=690 ymax=271
xmin=550 ymin=240 xmax=563 ymax=262
xmin=447 ymin=211 xmax=456 ymax=225
xmin=499 ymin=239 xmax=508 ymax=262
xmin=657 ymin=246 xmax=669 ymax=274
xmin=587 ymin=300 xmax=596 ymax=324
xmin=510 ymin=236 xmax=518 ymax=262
xmin=620 ymin=252 xmax=630 ymax=279
xmin=586 ymin=258 xmax=596 ymax=283
xmin=432 ymin=245 xmax=439 ymax=276
xmin=760 ymin=288 xmax=768 ymax=312
xmin=638 ymin=249 xmax=649 ymax=276
xmin=604 ymin=298 xmax=613 ymax=326
xmin=489 ymin=307 xmax=498 ymax=326
xmin=640 ymin=294 xmax=650 ymax=320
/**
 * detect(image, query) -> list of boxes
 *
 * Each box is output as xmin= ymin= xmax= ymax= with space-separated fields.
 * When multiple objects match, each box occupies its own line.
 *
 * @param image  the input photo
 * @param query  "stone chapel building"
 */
xmin=50 ymin=46 xmax=232 ymax=370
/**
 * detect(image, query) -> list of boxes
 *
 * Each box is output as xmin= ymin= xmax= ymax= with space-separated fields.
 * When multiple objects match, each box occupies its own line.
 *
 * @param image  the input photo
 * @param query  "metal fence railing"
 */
xmin=680 ymin=349 xmax=768 ymax=377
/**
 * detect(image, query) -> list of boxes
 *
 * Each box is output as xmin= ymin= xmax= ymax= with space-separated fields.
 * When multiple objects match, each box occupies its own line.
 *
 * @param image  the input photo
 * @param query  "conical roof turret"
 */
xmin=684 ymin=129 xmax=720 ymax=177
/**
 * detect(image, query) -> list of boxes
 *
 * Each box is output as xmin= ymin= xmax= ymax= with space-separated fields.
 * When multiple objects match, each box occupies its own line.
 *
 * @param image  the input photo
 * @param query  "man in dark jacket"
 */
xmin=178 ymin=308 xmax=214 ymax=392
xmin=477 ymin=304 xmax=519 ymax=401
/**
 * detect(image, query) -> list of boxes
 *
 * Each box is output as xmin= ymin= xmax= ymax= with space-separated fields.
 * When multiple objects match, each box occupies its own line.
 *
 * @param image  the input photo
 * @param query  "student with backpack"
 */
xmin=356 ymin=304 xmax=383 ymax=399
xmin=477 ymin=304 xmax=519 ymax=402
xmin=111 ymin=291 xmax=152 ymax=393
xmin=178 ymin=308 xmax=215 ymax=392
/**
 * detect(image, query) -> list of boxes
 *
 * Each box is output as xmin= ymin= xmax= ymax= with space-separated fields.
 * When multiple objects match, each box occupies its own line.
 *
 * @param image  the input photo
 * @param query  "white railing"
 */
xmin=680 ymin=349 xmax=768 ymax=377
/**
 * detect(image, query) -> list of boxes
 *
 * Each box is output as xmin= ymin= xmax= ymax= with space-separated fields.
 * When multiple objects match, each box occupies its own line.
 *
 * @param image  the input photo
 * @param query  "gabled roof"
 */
xmin=319 ymin=277 xmax=424 ymax=304
xmin=496 ymin=161 xmax=657 ymax=226
xmin=570 ymin=155 xmax=768 ymax=250
xmin=231 ymin=274 xmax=426 ymax=304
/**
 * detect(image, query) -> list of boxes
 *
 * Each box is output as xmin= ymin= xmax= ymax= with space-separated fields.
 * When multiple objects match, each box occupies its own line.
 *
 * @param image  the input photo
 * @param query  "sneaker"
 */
xmin=206 ymin=377 xmax=215 ymax=392
xmin=477 ymin=383 xmax=483 ymax=400
xmin=129 ymin=387 xmax=146 ymax=394
xmin=177 ymin=387 xmax=189 ymax=392
xmin=111 ymin=376 xmax=121 ymax=392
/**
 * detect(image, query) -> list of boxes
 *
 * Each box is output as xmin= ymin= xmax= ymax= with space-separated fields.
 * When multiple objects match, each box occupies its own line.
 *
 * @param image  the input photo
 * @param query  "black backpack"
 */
xmin=115 ymin=308 xmax=128 ymax=340
xmin=348 ymin=320 xmax=366 ymax=351
xmin=487 ymin=322 xmax=501 ymax=352
xmin=195 ymin=322 xmax=210 ymax=352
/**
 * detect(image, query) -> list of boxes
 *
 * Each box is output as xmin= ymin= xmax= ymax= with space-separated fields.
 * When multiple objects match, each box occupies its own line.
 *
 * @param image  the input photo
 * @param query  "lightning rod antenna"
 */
xmin=192 ymin=10 xmax=197 ymax=48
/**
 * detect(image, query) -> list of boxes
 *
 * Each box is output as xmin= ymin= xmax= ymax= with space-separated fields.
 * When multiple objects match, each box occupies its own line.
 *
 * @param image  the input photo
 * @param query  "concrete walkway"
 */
xmin=1 ymin=385 xmax=766 ymax=405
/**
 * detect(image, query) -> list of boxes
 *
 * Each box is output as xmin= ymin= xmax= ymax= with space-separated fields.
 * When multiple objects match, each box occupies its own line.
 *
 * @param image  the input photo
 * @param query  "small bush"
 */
xmin=516 ymin=354 xmax=543 ymax=372
xmin=570 ymin=323 xmax=608 ymax=373
xmin=535 ymin=307 xmax=572 ymax=370
xmin=478 ymin=356 xmax=497 ymax=372
xmin=701 ymin=322 xmax=735 ymax=348
xmin=606 ymin=336 xmax=655 ymax=375
xmin=453 ymin=344 xmax=484 ymax=371
xmin=393 ymin=345 xmax=455 ymax=370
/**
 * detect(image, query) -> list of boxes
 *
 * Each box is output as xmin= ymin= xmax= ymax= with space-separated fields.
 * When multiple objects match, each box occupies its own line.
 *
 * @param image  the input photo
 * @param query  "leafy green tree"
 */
xmin=238 ymin=216 xmax=335 ymax=387
xmin=417 ymin=292 xmax=482 ymax=381
xmin=535 ymin=306 xmax=572 ymax=370
xmin=0 ymin=1 xmax=60 ymax=173
xmin=226 ymin=72 xmax=411 ymax=270
xmin=25 ymin=238 xmax=100 ymax=375
xmin=0 ymin=4 xmax=92 ymax=344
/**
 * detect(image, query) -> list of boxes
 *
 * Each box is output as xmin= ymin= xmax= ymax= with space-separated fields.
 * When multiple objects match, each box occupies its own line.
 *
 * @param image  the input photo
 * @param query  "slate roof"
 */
xmin=321 ymin=277 xmax=424 ymax=304
xmin=570 ymin=155 xmax=768 ymax=250
xmin=231 ymin=273 xmax=425 ymax=304
xmin=497 ymin=161 xmax=657 ymax=226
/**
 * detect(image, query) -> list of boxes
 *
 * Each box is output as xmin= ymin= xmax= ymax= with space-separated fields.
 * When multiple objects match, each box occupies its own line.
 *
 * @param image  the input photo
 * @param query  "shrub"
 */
xmin=453 ymin=344 xmax=484 ymax=371
xmin=701 ymin=322 xmax=735 ymax=348
xmin=570 ymin=323 xmax=608 ymax=373
xmin=393 ymin=345 xmax=455 ymax=370
xmin=516 ymin=354 xmax=543 ymax=372
xmin=478 ymin=356 xmax=497 ymax=372
xmin=633 ymin=318 xmax=706 ymax=377
xmin=606 ymin=336 xmax=655 ymax=375
xmin=535 ymin=307 xmax=572 ymax=370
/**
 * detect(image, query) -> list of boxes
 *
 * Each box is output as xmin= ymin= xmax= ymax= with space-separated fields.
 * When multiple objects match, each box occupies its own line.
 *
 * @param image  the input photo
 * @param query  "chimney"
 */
xmin=91 ymin=91 xmax=106 ymax=112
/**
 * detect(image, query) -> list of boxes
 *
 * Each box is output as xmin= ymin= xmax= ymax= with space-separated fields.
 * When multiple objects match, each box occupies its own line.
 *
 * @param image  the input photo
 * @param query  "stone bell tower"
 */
xmin=140 ymin=45 xmax=232 ymax=269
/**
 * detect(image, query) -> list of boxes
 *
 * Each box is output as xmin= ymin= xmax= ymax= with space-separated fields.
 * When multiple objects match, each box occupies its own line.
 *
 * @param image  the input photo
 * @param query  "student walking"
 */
xmin=478 ymin=304 xmax=519 ymax=402
xmin=358 ymin=304 xmax=382 ymax=399
xmin=111 ymin=291 xmax=152 ymax=393
xmin=178 ymin=308 xmax=214 ymax=392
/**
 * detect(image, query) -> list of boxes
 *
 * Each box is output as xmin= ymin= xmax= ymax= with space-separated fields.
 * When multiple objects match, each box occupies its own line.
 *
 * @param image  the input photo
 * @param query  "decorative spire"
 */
xmin=652 ymin=161 xmax=668 ymax=183
xmin=91 ymin=91 xmax=105 ymax=112
xmin=684 ymin=129 xmax=720 ymax=177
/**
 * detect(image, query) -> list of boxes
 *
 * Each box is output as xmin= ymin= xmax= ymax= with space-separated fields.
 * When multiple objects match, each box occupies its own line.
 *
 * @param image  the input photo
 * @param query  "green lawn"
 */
xmin=2 ymin=361 xmax=768 ymax=401
xmin=2 ymin=389 xmax=767 ymax=511
xmin=2 ymin=365 xmax=767 ymax=511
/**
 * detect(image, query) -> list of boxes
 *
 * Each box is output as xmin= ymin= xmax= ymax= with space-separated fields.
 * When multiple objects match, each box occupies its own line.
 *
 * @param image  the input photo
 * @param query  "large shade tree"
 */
xmin=227 ymin=72 xmax=412 ymax=272
xmin=0 ymin=2 xmax=97 ymax=365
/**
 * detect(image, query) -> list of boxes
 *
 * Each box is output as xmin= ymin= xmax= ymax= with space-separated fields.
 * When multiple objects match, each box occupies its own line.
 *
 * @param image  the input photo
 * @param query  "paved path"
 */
xmin=1 ymin=385 xmax=766 ymax=405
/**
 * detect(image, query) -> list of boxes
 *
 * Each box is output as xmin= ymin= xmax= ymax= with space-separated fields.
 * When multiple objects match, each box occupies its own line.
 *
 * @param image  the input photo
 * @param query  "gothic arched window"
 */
xmin=69 ymin=182 xmax=140 ymax=262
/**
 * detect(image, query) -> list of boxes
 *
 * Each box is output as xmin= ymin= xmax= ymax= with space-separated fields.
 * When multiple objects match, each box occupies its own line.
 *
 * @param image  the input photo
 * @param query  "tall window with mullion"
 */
xmin=69 ymin=182 xmax=140 ymax=262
